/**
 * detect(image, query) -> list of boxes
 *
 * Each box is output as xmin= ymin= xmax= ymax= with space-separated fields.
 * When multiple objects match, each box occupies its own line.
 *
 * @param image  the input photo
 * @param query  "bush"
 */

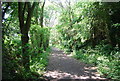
xmin=3 ymin=25 xmax=51 ymax=80
xmin=73 ymin=43 xmax=120 ymax=80
xmin=30 ymin=25 xmax=50 ymax=52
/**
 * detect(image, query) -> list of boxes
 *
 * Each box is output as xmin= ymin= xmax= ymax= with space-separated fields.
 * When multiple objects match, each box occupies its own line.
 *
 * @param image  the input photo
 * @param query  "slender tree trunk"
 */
xmin=39 ymin=0 xmax=46 ymax=52
xmin=116 ymin=16 xmax=120 ymax=50
xmin=40 ymin=0 xmax=45 ymax=28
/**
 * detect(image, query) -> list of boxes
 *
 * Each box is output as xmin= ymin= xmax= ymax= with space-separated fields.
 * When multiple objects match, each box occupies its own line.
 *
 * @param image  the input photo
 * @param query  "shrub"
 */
xmin=73 ymin=43 xmax=120 ymax=80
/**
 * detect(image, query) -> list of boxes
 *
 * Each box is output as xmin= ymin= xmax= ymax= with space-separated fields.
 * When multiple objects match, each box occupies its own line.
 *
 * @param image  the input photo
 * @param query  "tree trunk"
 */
xmin=40 ymin=0 xmax=45 ymax=28
xmin=117 ymin=26 xmax=120 ymax=49
xmin=18 ymin=2 xmax=37 ymax=71
xmin=21 ymin=32 xmax=30 ymax=71
xmin=109 ymin=25 xmax=117 ymax=47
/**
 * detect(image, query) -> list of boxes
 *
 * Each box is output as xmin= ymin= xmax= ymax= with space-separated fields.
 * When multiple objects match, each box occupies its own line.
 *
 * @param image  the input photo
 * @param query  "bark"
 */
xmin=40 ymin=0 xmax=45 ymax=28
xmin=18 ymin=2 xmax=37 ymax=71
xmin=38 ymin=0 xmax=46 ymax=52
xmin=21 ymin=33 xmax=29 ymax=70
xmin=109 ymin=27 xmax=117 ymax=47
xmin=43 ymin=38 xmax=49 ymax=51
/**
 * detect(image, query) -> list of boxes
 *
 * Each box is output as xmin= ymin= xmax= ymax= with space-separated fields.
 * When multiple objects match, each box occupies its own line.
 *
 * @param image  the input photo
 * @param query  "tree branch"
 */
xmin=26 ymin=2 xmax=37 ymax=32
xmin=26 ymin=2 xmax=31 ymax=9
xmin=22 ymin=2 xmax=27 ymax=18
xmin=18 ymin=2 xmax=24 ymax=32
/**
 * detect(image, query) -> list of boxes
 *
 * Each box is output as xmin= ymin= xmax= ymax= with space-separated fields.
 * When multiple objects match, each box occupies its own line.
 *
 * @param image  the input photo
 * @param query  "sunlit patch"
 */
xmin=84 ymin=66 xmax=98 ymax=70
xmin=44 ymin=47 xmax=107 ymax=80
xmin=44 ymin=70 xmax=106 ymax=79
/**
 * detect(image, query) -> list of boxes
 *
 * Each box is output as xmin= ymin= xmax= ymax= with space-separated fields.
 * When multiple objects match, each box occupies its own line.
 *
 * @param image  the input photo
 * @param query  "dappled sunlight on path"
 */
xmin=43 ymin=47 xmax=109 ymax=80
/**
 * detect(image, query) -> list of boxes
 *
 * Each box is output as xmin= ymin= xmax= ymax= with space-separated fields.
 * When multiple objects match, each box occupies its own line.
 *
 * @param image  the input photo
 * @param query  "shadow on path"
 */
xmin=43 ymin=47 xmax=110 ymax=81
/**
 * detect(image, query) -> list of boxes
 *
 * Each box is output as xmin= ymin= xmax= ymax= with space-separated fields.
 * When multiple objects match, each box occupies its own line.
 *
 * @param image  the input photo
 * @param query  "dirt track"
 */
xmin=43 ymin=47 xmax=109 ymax=81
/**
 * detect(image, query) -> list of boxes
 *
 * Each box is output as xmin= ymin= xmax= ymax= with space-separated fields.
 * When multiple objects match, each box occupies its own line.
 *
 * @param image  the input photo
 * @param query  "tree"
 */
xmin=18 ymin=2 xmax=38 ymax=71
xmin=107 ymin=2 xmax=120 ymax=49
xmin=40 ymin=0 xmax=46 ymax=27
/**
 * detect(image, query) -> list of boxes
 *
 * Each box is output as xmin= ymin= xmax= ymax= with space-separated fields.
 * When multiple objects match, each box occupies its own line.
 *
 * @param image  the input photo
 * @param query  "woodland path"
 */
xmin=43 ymin=47 xmax=109 ymax=81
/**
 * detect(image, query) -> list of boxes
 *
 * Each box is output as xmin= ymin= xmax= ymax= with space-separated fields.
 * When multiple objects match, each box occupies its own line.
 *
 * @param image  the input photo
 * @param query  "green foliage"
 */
xmin=49 ymin=27 xmax=60 ymax=47
xmin=2 ymin=2 xmax=51 ymax=80
xmin=2 ymin=37 xmax=23 ymax=79
xmin=30 ymin=49 xmax=50 ymax=74
xmin=30 ymin=25 xmax=50 ymax=52
xmin=3 ymin=1 xmax=120 ymax=80
xmin=3 ymin=27 xmax=50 ymax=80
xmin=73 ymin=43 xmax=120 ymax=80
xmin=29 ymin=24 xmax=50 ymax=75
xmin=56 ymin=2 xmax=110 ymax=52
xmin=55 ymin=6 xmax=120 ymax=81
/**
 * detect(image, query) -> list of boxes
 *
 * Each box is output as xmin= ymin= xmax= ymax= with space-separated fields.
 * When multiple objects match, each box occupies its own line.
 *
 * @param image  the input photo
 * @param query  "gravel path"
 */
xmin=43 ymin=47 xmax=109 ymax=81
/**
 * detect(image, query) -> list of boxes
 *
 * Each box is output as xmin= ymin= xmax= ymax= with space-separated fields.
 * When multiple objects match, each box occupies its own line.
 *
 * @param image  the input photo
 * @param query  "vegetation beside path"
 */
xmin=2 ymin=1 xmax=120 ymax=81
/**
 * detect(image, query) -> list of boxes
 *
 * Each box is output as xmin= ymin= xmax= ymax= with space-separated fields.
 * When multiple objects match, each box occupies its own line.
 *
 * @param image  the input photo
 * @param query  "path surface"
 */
xmin=43 ymin=47 xmax=108 ymax=80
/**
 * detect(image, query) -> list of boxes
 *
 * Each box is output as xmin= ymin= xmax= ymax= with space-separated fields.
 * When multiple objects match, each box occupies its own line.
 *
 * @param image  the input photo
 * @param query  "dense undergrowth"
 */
xmin=3 ymin=48 xmax=50 ymax=80
xmin=2 ymin=25 xmax=50 ymax=80
xmin=72 ymin=42 xmax=120 ymax=80
xmin=53 ymin=38 xmax=120 ymax=80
